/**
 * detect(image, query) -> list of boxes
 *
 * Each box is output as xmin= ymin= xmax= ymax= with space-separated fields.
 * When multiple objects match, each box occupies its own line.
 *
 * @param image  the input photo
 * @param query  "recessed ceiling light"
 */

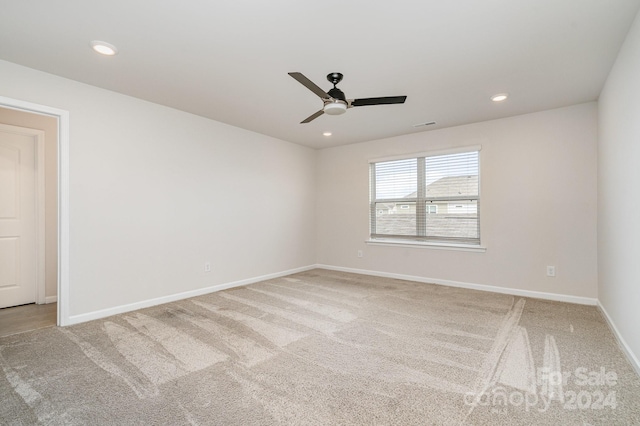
xmin=90 ymin=40 xmax=118 ymax=56
xmin=491 ymin=93 xmax=509 ymax=102
xmin=323 ymin=132 xmax=332 ymax=137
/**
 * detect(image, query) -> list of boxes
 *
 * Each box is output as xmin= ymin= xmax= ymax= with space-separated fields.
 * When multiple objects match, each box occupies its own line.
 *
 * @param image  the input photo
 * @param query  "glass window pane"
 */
xmin=374 ymin=202 xmax=416 ymax=236
xmin=374 ymin=158 xmax=417 ymax=199
xmin=425 ymin=152 xmax=478 ymax=198
xmin=425 ymin=200 xmax=478 ymax=239
xmin=370 ymin=150 xmax=480 ymax=245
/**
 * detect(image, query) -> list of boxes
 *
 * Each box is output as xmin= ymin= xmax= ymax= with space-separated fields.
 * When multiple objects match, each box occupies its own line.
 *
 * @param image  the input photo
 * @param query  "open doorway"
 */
xmin=0 ymin=108 xmax=57 ymax=335
xmin=0 ymin=96 xmax=69 ymax=331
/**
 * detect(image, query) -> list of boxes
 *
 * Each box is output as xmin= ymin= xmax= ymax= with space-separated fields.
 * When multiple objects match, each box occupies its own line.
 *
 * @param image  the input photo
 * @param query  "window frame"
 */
xmin=368 ymin=146 xmax=482 ymax=249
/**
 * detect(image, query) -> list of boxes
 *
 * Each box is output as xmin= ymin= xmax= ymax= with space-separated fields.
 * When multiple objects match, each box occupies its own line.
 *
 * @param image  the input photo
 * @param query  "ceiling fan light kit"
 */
xmin=288 ymin=71 xmax=407 ymax=123
xmin=324 ymin=101 xmax=347 ymax=115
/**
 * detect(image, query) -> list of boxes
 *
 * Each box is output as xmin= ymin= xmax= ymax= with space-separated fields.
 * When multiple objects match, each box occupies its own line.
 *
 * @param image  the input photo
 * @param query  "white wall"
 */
xmin=0 ymin=59 xmax=317 ymax=319
xmin=0 ymin=57 xmax=603 ymax=326
xmin=317 ymin=103 xmax=598 ymax=299
xmin=598 ymin=11 xmax=640 ymax=366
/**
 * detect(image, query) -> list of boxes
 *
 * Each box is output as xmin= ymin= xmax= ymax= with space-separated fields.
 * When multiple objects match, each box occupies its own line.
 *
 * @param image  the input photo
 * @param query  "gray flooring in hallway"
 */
xmin=0 ymin=303 xmax=56 ymax=338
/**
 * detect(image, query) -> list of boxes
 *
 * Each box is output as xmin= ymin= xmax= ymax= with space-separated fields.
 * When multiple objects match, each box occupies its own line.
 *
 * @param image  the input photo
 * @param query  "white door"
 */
xmin=0 ymin=123 xmax=41 ymax=308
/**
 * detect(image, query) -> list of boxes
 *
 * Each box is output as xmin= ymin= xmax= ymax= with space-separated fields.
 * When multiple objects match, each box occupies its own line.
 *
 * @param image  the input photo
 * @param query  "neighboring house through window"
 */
xmin=369 ymin=148 xmax=480 ymax=245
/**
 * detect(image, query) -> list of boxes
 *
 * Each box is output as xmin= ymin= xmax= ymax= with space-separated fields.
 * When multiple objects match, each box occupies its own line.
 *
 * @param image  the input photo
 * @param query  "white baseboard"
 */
xmin=61 ymin=262 xmax=639 ymax=378
xmin=315 ymin=264 xmax=640 ymax=375
xmin=597 ymin=301 xmax=640 ymax=377
xmin=44 ymin=296 xmax=58 ymax=304
xmin=62 ymin=262 xmax=598 ymax=320
xmin=63 ymin=263 xmax=598 ymax=326
xmin=64 ymin=265 xmax=316 ymax=326
xmin=314 ymin=264 xmax=598 ymax=306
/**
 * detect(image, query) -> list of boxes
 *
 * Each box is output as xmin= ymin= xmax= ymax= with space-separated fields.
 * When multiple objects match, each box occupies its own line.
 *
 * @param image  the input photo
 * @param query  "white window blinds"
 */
xmin=370 ymin=149 xmax=480 ymax=245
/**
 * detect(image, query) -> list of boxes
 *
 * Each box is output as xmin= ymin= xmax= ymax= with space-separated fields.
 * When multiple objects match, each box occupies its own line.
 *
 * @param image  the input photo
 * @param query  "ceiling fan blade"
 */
xmin=301 ymin=110 xmax=324 ymax=124
xmin=289 ymin=72 xmax=330 ymax=99
xmin=351 ymin=96 xmax=407 ymax=107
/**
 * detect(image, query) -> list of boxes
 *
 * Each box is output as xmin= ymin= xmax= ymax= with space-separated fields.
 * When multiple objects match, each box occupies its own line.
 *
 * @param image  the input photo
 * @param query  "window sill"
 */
xmin=366 ymin=238 xmax=487 ymax=252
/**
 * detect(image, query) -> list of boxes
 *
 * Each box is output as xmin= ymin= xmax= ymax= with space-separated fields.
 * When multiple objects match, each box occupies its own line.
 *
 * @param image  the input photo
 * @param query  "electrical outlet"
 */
xmin=357 ymin=250 xmax=363 ymax=258
xmin=546 ymin=266 xmax=556 ymax=277
xmin=204 ymin=262 xmax=212 ymax=272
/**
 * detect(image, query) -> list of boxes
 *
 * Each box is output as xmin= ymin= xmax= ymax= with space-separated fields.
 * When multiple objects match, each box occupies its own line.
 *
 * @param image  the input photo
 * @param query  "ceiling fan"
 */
xmin=288 ymin=72 xmax=407 ymax=124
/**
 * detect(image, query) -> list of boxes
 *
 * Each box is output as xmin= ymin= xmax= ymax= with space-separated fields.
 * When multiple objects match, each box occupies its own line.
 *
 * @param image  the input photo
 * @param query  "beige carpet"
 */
xmin=1 ymin=269 xmax=639 ymax=425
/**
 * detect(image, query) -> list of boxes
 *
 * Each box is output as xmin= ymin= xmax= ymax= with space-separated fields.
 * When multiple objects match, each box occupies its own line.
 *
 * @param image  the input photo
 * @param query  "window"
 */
xmin=369 ymin=149 xmax=480 ymax=245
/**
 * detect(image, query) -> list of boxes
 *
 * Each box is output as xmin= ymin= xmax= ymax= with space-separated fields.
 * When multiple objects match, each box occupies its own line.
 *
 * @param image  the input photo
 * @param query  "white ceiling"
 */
xmin=1 ymin=1 xmax=639 ymax=149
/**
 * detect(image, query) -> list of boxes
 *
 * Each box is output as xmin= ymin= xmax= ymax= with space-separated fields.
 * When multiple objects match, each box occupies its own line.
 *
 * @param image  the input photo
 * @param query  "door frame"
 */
xmin=0 ymin=123 xmax=46 ymax=306
xmin=0 ymin=96 xmax=70 ymax=326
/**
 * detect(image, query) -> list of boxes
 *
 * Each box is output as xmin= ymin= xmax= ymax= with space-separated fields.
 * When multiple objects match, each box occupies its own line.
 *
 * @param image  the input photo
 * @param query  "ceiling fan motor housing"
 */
xmin=328 ymin=87 xmax=346 ymax=101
